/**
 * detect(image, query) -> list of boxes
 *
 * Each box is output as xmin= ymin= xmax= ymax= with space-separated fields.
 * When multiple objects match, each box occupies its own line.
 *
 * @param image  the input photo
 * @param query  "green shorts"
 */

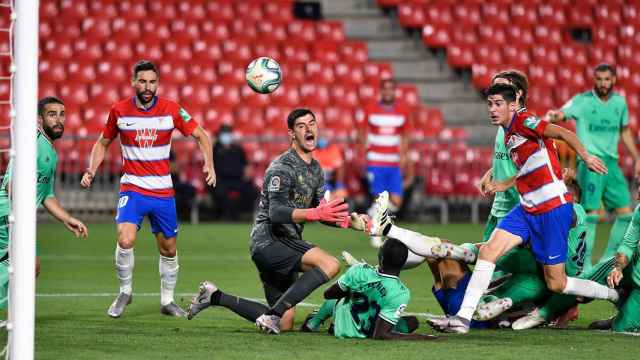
xmin=483 ymin=214 xmax=502 ymax=242
xmin=577 ymin=158 xmax=631 ymax=211
xmin=613 ymin=287 xmax=640 ymax=332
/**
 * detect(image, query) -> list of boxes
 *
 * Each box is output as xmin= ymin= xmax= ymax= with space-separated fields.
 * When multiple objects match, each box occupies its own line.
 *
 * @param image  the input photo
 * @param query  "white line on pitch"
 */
xmin=35 ymin=292 xmax=319 ymax=307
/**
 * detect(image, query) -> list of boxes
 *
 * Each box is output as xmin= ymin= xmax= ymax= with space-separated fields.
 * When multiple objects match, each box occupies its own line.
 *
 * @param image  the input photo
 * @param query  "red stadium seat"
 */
xmin=235 ymin=2 xmax=264 ymax=23
xmin=567 ymin=3 xmax=594 ymax=28
xmin=481 ymin=3 xmax=509 ymax=26
xmin=163 ymin=40 xmax=193 ymax=62
xmin=312 ymin=42 xmax=340 ymax=64
xmin=204 ymin=1 xmax=235 ymax=22
xmin=280 ymin=42 xmax=311 ymax=65
xmin=229 ymin=18 xmax=258 ymax=40
xmin=531 ymin=45 xmax=560 ymax=67
xmin=396 ymin=84 xmax=421 ymax=110
xmin=140 ymin=20 xmax=172 ymax=42
xmin=529 ymin=64 xmax=557 ymax=89
xmin=533 ymin=25 xmax=564 ymax=46
xmin=477 ymin=25 xmax=506 ymax=47
xmin=553 ymin=86 xmax=574 ymax=107
xmin=288 ymin=20 xmax=317 ymax=42
xmin=118 ymin=0 xmax=147 ymax=21
xmin=556 ymin=67 xmax=587 ymax=92
xmin=200 ymin=20 xmax=230 ymax=42
xmin=270 ymin=85 xmax=300 ymax=107
xmin=592 ymin=27 xmax=619 ymax=49
xmin=471 ymin=63 xmax=499 ymax=90
xmin=510 ymin=3 xmax=538 ymax=27
xmin=306 ymin=61 xmax=336 ymax=84
xmin=59 ymin=84 xmax=89 ymax=108
xmin=447 ymin=43 xmax=473 ymax=69
xmin=180 ymin=84 xmax=211 ymax=107
xmin=177 ymin=1 xmax=206 ymax=22
xmin=452 ymin=3 xmax=481 ymax=25
xmin=169 ymin=19 xmax=200 ymax=42
xmin=147 ymin=1 xmax=177 ymax=21
xmin=159 ymin=63 xmax=187 ymax=85
xmin=81 ymin=17 xmax=111 ymax=41
xmin=317 ymin=21 xmax=345 ymax=43
xmin=334 ymin=62 xmax=365 ymax=86
xmin=264 ymin=106 xmax=288 ymax=128
xmin=187 ymin=61 xmax=218 ymax=84
xmin=506 ymin=26 xmax=534 ymax=47
xmin=240 ymin=85 xmax=271 ymax=108
xmin=111 ymin=18 xmax=140 ymax=42
xmin=425 ymin=2 xmax=453 ymax=26
xmin=202 ymin=107 xmax=234 ymax=132
xmin=474 ymin=44 xmax=503 ymax=67
xmin=73 ymin=38 xmax=102 ymax=61
xmin=88 ymin=1 xmax=118 ymax=19
xmin=221 ymin=38 xmax=252 ymax=63
xmin=594 ymin=4 xmax=622 ymax=27
xmin=95 ymin=61 xmax=128 ymax=84
xmin=363 ymin=62 xmax=393 ymax=84
xmin=502 ymin=45 xmax=531 ymax=69
xmin=263 ymin=2 xmax=294 ymax=23
xmin=588 ymin=46 xmax=617 ymax=68
xmin=39 ymin=82 xmax=58 ymax=99
xmin=39 ymin=21 xmax=52 ymax=39
xmin=358 ymin=83 xmax=379 ymax=104
xmin=89 ymin=83 xmax=120 ymax=108
xmin=235 ymin=107 xmax=265 ymax=135
xmin=451 ymin=25 xmax=478 ymax=46
xmin=211 ymin=84 xmax=241 ymax=108
xmin=133 ymin=42 xmax=163 ymax=62
xmin=340 ymin=41 xmax=368 ymax=64
xmin=192 ymin=40 xmax=223 ymax=62
xmin=43 ymin=38 xmax=74 ymax=61
xmin=256 ymin=21 xmax=288 ymax=43
xmin=398 ymin=4 xmax=426 ymax=28
xmin=218 ymin=58 xmax=248 ymax=84
xmin=537 ymin=3 xmax=567 ymax=27
xmin=59 ymin=0 xmax=89 ymax=20
xmin=330 ymin=85 xmax=360 ymax=109
xmin=39 ymin=60 xmax=67 ymax=83
xmin=300 ymin=83 xmax=330 ymax=108
xmin=40 ymin=1 xmax=59 ymax=20
xmin=422 ymin=24 xmax=451 ymax=48
xmin=66 ymin=60 xmax=96 ymax=83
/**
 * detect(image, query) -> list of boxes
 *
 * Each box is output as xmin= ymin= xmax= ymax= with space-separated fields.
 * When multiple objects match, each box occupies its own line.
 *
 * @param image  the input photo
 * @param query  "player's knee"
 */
xmin=545 ymin=276 xmax=567 ymax=293
xmin=117 ymin=232 xmax=136 ymax=249
xmin=320 ymin=256 xmax=340 ymax=278
xmin=159 ymin=246 xmax=176 ymax=257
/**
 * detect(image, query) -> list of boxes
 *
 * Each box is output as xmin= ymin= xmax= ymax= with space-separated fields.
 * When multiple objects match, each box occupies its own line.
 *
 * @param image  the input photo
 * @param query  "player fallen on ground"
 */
xmin=425 ymin=83 xmax=620 ymax=334
xmin=0 ymin=97 xmax=88 ymax=309
xmin=299 ymin=239 xmax=437 ymax=340
xmin=187 ymin=109 xmax=371 ymax=334
xmin=80 ymin=60 xmax=216 ymax=318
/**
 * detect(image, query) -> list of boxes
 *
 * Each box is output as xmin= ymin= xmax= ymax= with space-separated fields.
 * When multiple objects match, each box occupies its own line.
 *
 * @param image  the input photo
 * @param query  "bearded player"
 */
xmin=0 ymin=97 xmax=88 ymax=309
xmin=80 ymin=60 xmax=215 ymax=318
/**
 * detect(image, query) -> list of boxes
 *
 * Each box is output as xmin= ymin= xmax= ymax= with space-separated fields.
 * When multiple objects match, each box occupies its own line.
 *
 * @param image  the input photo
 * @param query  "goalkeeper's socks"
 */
xmin=115 ymin=245 xmax=134 ymax=295
xmin=267 ymin=267 xmax=329 ymax=317
xmin=457 ymin=259 xmax=495 ymax=321
xmin=602 ymin=213 xmax=632 ymax=260
xmin=387 ymin=225 xmax=441 ymax=258
xmin=159 ymin=254 xmax=179 ymax=306
xmin=213 ymin=291 xmax=269 ymax=323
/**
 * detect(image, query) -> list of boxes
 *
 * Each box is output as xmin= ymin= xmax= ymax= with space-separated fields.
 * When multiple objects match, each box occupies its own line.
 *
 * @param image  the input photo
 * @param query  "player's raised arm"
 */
xmin=191 ymin=125 xmax=216 ymax=187
xmin=543 ymin=123 xmax=608 ymax=174
xmin=80 ymin=135 xmax=114 ymax=188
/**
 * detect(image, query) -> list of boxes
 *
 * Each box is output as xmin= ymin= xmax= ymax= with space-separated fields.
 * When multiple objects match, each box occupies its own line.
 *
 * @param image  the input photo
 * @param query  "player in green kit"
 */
xmin=547 ymin=64 xmax=640 ymax=270
xmin=301 ymin=238 xmax=436 ymax=340
xmin=0 ymin=97 xmax=88 ymax=309
xmin=477 ymin=70 xmax=527 ymax=241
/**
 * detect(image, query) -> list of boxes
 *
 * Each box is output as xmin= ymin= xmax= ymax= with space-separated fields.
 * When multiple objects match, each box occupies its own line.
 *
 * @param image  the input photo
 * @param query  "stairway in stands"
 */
xmin=319 ymin=0 xmax=493 ymax=144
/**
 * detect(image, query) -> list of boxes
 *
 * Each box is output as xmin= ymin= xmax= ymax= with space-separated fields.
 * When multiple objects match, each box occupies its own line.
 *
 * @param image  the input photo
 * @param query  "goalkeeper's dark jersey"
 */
xmin=250 ymin=149 xmax=325 ymax=254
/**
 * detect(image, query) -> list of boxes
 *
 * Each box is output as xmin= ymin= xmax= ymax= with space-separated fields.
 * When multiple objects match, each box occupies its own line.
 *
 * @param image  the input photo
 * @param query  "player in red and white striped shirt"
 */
xmin=359 ymin=79 xmax=411 ymax=247
xmin=80 ymin=60 xmax=215 ymax=318
xmin=428 ymin=83 xmax=621 ymax=334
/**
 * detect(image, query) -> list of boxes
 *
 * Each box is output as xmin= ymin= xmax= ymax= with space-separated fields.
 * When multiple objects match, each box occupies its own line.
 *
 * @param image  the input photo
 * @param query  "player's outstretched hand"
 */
xmin=348 ymin=212 xmax=371 ymax=232
xmin=485 ymin=180 xmax=510 ymax=195
xmin=305 ymin=198 xmax=349 ymax=224
xmin=584 ymin=155 xmax=608 ymax=175
xmin=64 ymin=217 xmax=88 ymax=238
xmin=607 ymin=267 xmax=623 ymax=288
xmin=80 ymin=169 xmax=94 ymax=188
xmin=203 ymin=163 xmax=216 ymax=187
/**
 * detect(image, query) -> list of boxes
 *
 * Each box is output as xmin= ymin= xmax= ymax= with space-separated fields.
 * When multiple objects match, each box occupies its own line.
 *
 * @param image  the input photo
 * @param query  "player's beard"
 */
xmin=136 ymin=90 xmax=155 ymax=106
xmin=594 ymin=85 xmax=612 ymax=98
xmin=43 ymin=123 xmax=64 ymax=140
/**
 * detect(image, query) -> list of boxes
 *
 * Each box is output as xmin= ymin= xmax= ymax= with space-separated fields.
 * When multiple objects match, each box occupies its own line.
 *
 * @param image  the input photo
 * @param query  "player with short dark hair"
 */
xmin=187 ymin=108 xmax=371 ymax=334
xmin=80 ymin=59 xmax=215 ymax=318
xmin=0 ymin=96 xmax=88 ymax=308
xmin=427 ymin=83 xmax=620 ymax=334
xmin=547 ymin=63 xmax=638 ymax=271
xmin=300 ymin=238 xmax=437 ymax=340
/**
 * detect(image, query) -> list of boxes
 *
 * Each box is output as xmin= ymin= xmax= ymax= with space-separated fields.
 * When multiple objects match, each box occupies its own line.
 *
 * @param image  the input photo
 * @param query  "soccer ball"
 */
xmin=246 ymin=57 xmax=282 ymax=94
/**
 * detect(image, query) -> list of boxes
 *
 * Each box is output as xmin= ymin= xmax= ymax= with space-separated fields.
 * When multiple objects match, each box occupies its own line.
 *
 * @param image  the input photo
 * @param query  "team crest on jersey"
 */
xmin=523 ymin=116 xmax=541 ymax=130
xmin=135 ymin=128 xmax=158 ymax=148
xmin=269 ymin=176 xmax=281 ymax=191
xmin=506 ymin=134 xmax=527 ymax=152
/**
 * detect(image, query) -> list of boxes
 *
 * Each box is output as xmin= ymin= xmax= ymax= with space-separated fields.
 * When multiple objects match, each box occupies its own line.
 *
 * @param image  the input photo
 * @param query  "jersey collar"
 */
xmin=591 ymin=89 xmax=611 ymax=105
xmin=37 ymin=128 xmax=53 ymax=146
xmin=132 ymin=96 xmax=158 ymax=112
xmin=376 ymin=267 xmax=399 ymax=279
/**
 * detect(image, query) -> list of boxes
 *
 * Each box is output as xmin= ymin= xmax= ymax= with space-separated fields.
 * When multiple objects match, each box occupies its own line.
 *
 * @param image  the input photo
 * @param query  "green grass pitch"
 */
xmin=4 ymin=221 xmax=638 ymax=359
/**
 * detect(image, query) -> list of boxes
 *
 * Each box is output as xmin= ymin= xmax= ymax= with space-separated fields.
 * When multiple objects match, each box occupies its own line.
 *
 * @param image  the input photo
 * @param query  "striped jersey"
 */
xmin=504 ymin=110 xmax=572 ymax=214
xmin=102 ymin=96 xmax=198 ymax=197
xmin=364 ymin=101 xmax=410 ymax=167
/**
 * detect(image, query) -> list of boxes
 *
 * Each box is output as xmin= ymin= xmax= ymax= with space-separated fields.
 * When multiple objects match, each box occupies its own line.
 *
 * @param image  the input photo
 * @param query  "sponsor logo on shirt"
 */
xmin=135 ymin=128 xmax=158 ymax=148
xmin=269 ymin=176 xmax=281 ymax=192
xmin=523 ymin=116 xmax=541 ymax=130
xmin=179 ymin=108 xmax=191 ymax=122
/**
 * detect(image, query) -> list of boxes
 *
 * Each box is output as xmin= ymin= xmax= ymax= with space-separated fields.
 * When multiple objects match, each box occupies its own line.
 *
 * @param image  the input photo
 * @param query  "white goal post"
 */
xmin=8 ymin=0 xmax=38 ymax=359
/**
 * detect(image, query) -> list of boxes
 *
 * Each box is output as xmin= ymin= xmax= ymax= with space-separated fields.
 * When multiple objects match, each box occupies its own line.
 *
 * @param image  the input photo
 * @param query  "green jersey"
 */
xmin=490 ymin=127 xmax=519 ymax=218
xmin=0 ymin=130 xmax=57 ymax=218
xmin=618 ymin=204 xmax=640 ymax=288
xmin=561 ymin=90 xmax=628 ymax=159
xmin=333 ymin=264 xmax=410 ymax=338
xmin=566 ymin=203 xmax=589 ymax=277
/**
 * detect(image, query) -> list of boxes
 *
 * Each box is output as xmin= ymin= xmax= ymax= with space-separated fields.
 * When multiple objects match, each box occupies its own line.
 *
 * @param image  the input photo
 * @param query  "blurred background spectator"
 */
xmin=314 ymin=136 xmax=348 ymax=200
xmin=170 ymin=151 xmax=196 ymax=222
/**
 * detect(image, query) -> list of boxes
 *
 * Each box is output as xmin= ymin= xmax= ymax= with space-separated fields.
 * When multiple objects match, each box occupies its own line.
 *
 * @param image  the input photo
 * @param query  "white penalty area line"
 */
xmin=35 ymin=292 xmax=320 ymax=308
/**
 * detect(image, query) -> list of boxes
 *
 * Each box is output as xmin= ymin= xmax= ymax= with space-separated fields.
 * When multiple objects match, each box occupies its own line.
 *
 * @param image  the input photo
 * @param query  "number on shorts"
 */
xmin=118 ymin=195 xmax=129 ymax=208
